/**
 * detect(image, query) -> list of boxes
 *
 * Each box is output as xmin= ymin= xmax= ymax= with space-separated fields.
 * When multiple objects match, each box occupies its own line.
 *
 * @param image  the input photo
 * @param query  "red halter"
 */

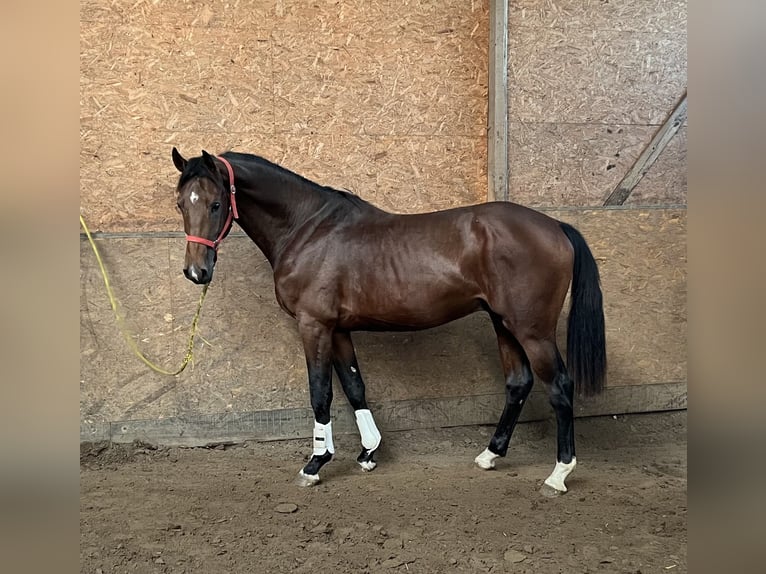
xmin=185 ymin=156 xmax=240 ymax=251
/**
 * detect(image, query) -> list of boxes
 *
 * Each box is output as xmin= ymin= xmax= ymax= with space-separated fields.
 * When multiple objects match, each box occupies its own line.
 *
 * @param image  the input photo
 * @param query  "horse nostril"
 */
xmin=183 ymin=266 xmax=208 ymax=283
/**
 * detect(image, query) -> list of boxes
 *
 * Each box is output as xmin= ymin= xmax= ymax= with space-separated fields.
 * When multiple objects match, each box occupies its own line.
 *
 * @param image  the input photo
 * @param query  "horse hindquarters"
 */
xmin=525 ymin=222 xmax=605 ymax=494
xmin=536 ymin=223 xmax=606 ymax=495
xmin=476 ymin=215 xmax=605 ymax=495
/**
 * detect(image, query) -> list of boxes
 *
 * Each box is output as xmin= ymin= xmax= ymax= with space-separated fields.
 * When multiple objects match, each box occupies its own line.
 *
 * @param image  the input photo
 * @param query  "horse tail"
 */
xmin=559 ymin=222 xmax=606 ymax=396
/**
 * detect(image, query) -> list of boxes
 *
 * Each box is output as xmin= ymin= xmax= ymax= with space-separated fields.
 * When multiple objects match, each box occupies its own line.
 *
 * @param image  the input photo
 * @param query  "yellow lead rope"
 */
xmin=80 ymin=214 xmax=208 ymax=376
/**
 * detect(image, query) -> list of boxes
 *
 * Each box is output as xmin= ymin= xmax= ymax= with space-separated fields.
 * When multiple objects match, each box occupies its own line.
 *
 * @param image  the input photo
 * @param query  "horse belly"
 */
xmin=339 ymin=274 xmax=482 ymax=331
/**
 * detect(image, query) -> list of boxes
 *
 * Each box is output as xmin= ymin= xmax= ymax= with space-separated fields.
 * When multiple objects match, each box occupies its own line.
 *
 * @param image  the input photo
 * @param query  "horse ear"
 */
xmin=201 ymin=150 xmax=217 ymax=172
xmin=172 ymin=147 xmax=187 ymax=173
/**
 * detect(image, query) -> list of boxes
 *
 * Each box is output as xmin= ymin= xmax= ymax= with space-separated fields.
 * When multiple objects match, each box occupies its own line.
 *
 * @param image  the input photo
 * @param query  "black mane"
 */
xmin=219 ymin=151 xmax=374 ymax=211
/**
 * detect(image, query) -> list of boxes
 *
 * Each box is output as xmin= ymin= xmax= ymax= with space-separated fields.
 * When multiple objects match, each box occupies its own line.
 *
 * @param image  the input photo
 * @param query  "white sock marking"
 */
xmin=355 ymin=409 xmax=381 ymax=451
xmin=543 ymin=457 xmax=577 ymax=492
xmin=474 ymin=448 xmax=499 ymax=470
xmin=313 ymin=420 xmax=335 ymax=456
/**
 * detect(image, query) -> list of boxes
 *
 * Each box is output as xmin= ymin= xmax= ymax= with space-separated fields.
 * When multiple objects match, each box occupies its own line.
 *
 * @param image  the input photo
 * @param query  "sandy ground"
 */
xmin=81 ymin=411 xmax=686 ymax=573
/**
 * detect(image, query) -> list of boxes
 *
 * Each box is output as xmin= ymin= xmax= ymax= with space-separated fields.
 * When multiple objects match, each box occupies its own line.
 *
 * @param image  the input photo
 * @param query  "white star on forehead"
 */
xmin=190 ymin=191 xmax=199 ymax=204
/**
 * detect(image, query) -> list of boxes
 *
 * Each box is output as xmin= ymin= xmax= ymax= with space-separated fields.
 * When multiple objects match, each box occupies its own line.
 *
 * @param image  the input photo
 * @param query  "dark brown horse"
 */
xmin=171 ymin=148 xmax=606 ymax=495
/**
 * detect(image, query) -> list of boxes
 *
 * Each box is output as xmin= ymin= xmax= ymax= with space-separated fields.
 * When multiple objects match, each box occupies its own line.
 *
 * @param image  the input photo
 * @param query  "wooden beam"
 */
xmin=82 ymin=382 xmax=688 ymax=446
xmin=604 ymin=92 xmax=688 ymax=206
xmin=487 ymin=0 xmax=509 ymax=202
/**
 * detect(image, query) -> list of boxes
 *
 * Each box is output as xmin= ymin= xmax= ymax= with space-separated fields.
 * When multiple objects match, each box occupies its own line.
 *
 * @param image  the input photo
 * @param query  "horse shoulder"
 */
xmin=273 ymin=244 xmax=343 ymax=323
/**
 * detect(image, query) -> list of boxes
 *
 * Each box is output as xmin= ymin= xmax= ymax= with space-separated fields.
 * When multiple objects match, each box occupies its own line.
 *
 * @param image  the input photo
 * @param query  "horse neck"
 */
xmin=229 ymin=159 xmax=332 ymax=266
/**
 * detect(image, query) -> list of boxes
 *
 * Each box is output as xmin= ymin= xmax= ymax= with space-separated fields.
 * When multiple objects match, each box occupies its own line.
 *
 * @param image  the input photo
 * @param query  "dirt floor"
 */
xmin=80 ymin=411 xmax=686 ymax=573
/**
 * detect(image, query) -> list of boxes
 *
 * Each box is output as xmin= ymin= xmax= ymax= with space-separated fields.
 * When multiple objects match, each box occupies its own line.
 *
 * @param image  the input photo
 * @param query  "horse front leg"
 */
xmin=332 ymin=331 xmax=382 ymax=471
xmin=295 ymin=317 xmax=335 ymax=487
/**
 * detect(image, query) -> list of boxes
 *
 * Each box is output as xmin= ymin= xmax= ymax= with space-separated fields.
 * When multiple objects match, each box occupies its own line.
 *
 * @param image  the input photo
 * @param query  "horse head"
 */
xmin=172 ymin=147 xmax=236 ymax=284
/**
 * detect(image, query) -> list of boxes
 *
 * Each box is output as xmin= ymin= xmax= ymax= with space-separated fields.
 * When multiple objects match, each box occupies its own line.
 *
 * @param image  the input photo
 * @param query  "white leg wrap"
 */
xmin=543 ymin=457 xmax=577 ymax=492
xmin=474 ymin=448 xmax=500 ymax=470
xmin=355 ymin=409 xmax=381 ymax=451
xmin=313 ymin=420 xmax=335 ymax=456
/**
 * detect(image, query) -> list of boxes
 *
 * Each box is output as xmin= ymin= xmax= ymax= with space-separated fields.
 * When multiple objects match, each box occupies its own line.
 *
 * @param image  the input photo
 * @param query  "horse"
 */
xmin=171 ymin=148 xmax=606 ymax=495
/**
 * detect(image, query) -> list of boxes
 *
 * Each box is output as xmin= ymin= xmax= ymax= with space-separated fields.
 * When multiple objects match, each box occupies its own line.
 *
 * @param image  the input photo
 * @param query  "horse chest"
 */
xmin=273 ymin=264 xmax=341 ymax=319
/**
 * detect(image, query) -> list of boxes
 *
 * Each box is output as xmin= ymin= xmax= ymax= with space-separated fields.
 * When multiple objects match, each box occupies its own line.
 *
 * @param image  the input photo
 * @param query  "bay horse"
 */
xmin=171 ymin=148 xmax=606 ymax=495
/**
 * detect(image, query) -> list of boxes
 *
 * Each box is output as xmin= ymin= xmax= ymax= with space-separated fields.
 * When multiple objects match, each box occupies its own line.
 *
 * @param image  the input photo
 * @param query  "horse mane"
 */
xmin=220 ymin=151 xmax=376 ymax=212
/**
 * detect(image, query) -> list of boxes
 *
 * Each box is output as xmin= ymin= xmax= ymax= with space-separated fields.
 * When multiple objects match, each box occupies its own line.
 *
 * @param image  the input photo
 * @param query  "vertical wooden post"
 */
xmin=488 ymin=0 xmax=509 ymax=202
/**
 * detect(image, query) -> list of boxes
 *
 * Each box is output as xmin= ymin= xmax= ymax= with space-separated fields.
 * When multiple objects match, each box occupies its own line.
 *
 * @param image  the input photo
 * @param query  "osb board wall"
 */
xmin=80 ymin=0 xmax=490 ymax=232
xmin=80 ymin=2 xmax=687 ymax=428
xmin=81 ymin=208 xmax=685 ymax=424
xmin=507 ymin=0 xmax=687 ymax=207
xmin=551 ymin=208 xmax=686 ymax=388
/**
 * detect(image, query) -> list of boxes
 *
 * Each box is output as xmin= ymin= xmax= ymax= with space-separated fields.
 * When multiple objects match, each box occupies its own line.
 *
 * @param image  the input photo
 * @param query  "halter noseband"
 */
xmin=185 ymin=156 xmax=240 ymax=251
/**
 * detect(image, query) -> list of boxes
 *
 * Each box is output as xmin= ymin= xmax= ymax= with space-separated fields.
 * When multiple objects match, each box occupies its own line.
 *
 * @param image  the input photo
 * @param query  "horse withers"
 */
xmin=171 ymin=148 xmax=606 ymax=495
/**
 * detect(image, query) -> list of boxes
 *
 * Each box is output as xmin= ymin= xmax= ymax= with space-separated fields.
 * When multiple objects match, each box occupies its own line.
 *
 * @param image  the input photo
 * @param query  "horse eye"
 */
xmin=211 ymin=202 xmax=221 ymax=213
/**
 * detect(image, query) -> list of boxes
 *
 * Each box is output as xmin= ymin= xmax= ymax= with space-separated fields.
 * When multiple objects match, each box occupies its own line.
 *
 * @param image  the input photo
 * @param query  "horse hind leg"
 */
xmin=332 ymin=331 xmax=382 ymax=471
xmin=475 ymin=315 xmax=534 ymax=470
xmin=519 ymin=336 xmax=577 ymax=496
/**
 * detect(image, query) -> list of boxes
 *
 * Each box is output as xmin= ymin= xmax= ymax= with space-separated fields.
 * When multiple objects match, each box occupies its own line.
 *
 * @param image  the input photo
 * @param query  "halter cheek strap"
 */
xmin=221 ymin=156 xmax=239 ymax=219
xmin=185 ymin=155 xmax=239 ymax=251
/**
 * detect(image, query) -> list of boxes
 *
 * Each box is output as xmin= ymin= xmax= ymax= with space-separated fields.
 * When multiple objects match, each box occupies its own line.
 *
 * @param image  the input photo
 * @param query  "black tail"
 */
xmin=559 ymin=222 xmax=606 ymax=396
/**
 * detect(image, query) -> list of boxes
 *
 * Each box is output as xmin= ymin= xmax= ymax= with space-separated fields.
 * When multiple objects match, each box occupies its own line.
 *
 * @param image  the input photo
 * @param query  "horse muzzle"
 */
xmin=184 ymin=263 xmax=214 ymax=284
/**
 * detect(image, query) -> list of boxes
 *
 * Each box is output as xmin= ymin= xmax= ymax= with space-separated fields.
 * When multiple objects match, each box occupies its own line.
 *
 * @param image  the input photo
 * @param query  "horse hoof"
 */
xmin=474 ymin=448 xmax=499 ymax=470
xmin=540 ymin=458 xmax=575 ymax=495
xmin=539 ymin=482 xmax=565 ymax=498
xmin=357 ymin=447 xmax=378 ymax=472
xmin=295 ymin=470 xmax=320 ymax=487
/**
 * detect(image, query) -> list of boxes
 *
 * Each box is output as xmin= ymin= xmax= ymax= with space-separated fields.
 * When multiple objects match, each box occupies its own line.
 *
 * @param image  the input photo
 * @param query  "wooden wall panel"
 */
xmin=80 ymin=1 xmax=490 ymax=232
xmin=506 ymin=0 xmax=687 ymax=207
xmin=508 ymin=28 xmax=686 ymax=125
xmin=508 ymin=122 xmax=651 ymax=207
xmin=509 ymin=0 xmax=687 ymax=34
